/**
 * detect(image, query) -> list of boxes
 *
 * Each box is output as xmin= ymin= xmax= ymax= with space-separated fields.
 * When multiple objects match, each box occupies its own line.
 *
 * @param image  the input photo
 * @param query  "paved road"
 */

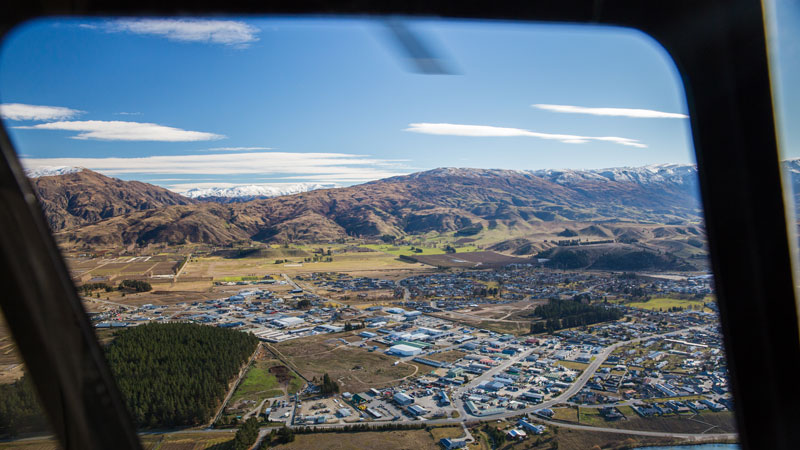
xmin=6 ymin=324 xmax=728 ymax=446
xmin=529 ymin=417 xmax=737 ymax=441
xmin=450 ymin=326 xmax=707 ymax=421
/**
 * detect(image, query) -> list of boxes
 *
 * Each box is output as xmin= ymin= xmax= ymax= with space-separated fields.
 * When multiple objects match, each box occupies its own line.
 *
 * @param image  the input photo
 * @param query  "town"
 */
xmin=79 ymin=261 xmax=733 ymax=449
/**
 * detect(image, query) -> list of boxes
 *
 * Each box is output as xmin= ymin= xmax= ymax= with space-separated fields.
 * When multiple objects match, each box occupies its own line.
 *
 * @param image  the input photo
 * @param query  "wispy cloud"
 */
xmin=15 ymin=120 xmax=224 ymax=141
xmin=113 ymin=111 xmax=142 ymax=116
xmin=532 ymin=104 xmax=688 ymax=119
xmin=203 ymin=146 xmax=274 ymax=152
xmin=21 ymin=152 xmax=408 ymax=184
xmin=0 ymin=103 xmax=84 ymax=121
xmin=105 ymin=19 xmax=259 ymax=47
xmin=405 ymin=123 xmax=645 ymax=148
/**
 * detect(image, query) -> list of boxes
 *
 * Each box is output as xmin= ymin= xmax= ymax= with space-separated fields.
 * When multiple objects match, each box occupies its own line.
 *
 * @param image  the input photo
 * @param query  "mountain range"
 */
xmin=28 ymin=168 xmax=195 ymax=232
xmin=27 ymin=164 xmax=710 ymax=248
xmin=183 ymin=183 xmax=336 ymax=203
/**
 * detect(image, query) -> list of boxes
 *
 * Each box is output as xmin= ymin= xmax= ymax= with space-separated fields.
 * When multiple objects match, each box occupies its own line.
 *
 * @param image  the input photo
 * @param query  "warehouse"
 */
xmin=272 ymin=316 xmax=305 ymax=328
xmin=393 ymin=392 xmax=414 ymax=406
xmin=386 ymin=344 xmax=423 ymax=357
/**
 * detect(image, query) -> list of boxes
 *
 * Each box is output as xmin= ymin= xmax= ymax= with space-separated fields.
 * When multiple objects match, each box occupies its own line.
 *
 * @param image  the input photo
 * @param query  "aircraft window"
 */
xmin=766 ymin=0 xmax=800 ymax=281
xmin=0 ymin=17 xmax=740 ymax=449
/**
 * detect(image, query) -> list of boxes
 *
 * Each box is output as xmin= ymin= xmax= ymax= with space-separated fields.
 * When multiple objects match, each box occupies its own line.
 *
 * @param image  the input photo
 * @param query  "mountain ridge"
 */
xmin=29 ymin=168 xmax=195 ymax=232
xmin=44 ymin=165 xmax=706 ymax=248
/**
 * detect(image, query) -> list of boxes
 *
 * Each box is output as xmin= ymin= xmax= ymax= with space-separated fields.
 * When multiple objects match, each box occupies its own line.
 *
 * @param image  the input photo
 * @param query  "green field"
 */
xmin=288 ymin=371 xmax=305 ymax=395
xmin=229 ymin=360 xmax=283 ymax=406
xmin=218 ymin=275 xmax=262 ymax=282
xmin=182 ymin=251 xmax=429 ymax=279
xmin=578 ymin=407 xmax=608 ymax=426
xmin=361 ymin=244 xmax=479 ymax=256
xmin=627 ymin=297 xmax=708 ymax=312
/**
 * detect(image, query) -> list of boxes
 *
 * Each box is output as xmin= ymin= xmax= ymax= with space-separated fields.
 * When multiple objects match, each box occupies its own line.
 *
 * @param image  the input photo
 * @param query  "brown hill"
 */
xmin=54 ymin=167 xmax=703 ymax=248
xmin=30 ymin=169 xmax=195 ymax=232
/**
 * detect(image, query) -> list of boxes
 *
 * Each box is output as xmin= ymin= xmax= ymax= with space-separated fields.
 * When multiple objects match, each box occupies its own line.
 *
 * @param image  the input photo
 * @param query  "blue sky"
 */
xmin=0 ymin=15 xmax=759 ymax=192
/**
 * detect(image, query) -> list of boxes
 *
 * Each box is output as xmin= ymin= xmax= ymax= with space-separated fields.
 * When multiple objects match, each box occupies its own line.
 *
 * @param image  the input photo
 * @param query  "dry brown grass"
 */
xmin=0 ymin=440 xmax=59 ymax=450
xmin=271 ymin=430 xmax=438 ymax=450
xmin=271 ymin=334 xmax=415 ymax=393
xmin=428 ymin=350 xmax=466 ymax=364
xmin=429 ymin=426 xmax=465 ymax=441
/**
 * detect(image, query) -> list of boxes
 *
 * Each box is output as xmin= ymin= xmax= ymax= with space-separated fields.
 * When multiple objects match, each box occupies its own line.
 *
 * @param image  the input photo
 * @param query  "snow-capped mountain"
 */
xmin=25 ymin=166 xmax=83 ymax=178
xmin=184 ymin=183 xmax=335 ymax=202
xmin=532 ymin=164 xmax=698 ymax=186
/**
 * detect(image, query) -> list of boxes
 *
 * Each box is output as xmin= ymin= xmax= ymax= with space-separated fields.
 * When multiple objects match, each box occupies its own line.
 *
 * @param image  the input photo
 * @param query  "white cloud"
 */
xmin=532 ymin=104 xmax=688 ymax=119
xmin=15 ymin=120 xmax=224 ymax=141
xmin=21 ymin=152 xmax=408 ymax=184
xmin=203 ymin=146 xmax=274 ymax=152
xmin=107 ymin=19 xmax=259 ymax=46
xmin=114 ymin=111 xmax=142 ymax=116
xmin=0 ymin=103 xmax=84 ymax=121
xmin=405 ymin=123 xmax=646 ymax=148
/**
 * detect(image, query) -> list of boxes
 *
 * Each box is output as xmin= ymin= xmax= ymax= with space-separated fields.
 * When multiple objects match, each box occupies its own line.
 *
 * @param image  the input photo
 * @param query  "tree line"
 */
xmin=105 ymin=322 xmax=258 ymax=428
xmin=1 ymin=322 xmax=258 ymax=436
xmin=233 ymin=417 xmax=262 ymax=450
xmin=118 ymin=279 xmax=152 ymax=292
xmin=319 ymin=373 xmax=340 ymax=396
xmin=78 ymin=282 xmax=114 ymax=294
xmin=0 ymin=377 xmax=49 ymax=438
xmin=530 ymin=298 xmax=623 ymax=333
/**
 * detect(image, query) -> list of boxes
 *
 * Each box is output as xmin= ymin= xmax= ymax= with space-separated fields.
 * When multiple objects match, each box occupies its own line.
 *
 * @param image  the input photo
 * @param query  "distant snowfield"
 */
xmin=182 ymin=183 xmax=336 ymax=199
xmin=24 ymin=165 xmax=83 ymax=178
xmin=532 ymin=163 xmax=699 ymax=185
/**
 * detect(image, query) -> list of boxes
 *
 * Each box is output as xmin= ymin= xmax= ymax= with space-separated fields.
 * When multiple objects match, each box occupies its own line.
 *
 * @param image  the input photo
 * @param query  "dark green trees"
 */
xmin=118 ymin=279 xmax=152 ymax=292
xmin=320 ymin=373 xmax=339 ymax=396
xmin=0 ymin=377 xmax=48 ymax=438
xmin=233 ymin=417 xmax=261 ymax=450
xmin=105 ymin=322 xmax=258 ymax=428
xmin=532 ymin=299 xmax=623 ymax=333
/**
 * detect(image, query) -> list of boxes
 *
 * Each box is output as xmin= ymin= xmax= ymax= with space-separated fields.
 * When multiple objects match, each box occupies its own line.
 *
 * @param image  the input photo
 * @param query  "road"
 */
xmin=208 ymin=343 xmax=262 ymax=427
xmin=29 ymin=324 xmax=727 ymax=446
xmin=173 ymin=253 xmax=191 ymax=282
xmin=281 ymin=273 xmax=302 ymax=291
xmin=447 ymin=325 xmax=711 ymax=423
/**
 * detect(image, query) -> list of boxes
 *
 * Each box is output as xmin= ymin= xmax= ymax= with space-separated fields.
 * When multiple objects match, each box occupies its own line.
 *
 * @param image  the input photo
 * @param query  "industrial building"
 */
xmin=386 ymin=344 xmax=422 ymax=357
xmin=393 ymin=392 xmax=414 ymax=405
xmin=272 ymin=316 xmax=305 ymax=328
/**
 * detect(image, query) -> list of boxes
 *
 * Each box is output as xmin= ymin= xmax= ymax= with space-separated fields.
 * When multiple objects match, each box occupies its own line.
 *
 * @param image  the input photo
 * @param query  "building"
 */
xmin=387 ymin=344 xmax=422 ymax=357
xmin=507 ymin=428 xmax=527 ymax=440
xmin=393 ymin=392 xmax=414 ymax=405
xmin=440 ymin=438 xmax=467 ymax=449
xmin=336 ymin=408 xmax=351 ymax=418
xmin=315 ymin=324 xmax=343 ymax=333
xmin=518 ymin=419 xmax=545 ymax=434
xmin=521 ymin=392 xmax=544 ymax=403
xmin=408 ymin=405 xmax=428 ymax=416
xmin=272 ymin=316 xmax=304 ymax=328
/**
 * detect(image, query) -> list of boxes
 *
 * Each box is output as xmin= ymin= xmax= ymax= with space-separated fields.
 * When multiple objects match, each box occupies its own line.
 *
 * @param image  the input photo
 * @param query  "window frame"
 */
xmin=1 ymin=1 xmax=796 ymax=449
